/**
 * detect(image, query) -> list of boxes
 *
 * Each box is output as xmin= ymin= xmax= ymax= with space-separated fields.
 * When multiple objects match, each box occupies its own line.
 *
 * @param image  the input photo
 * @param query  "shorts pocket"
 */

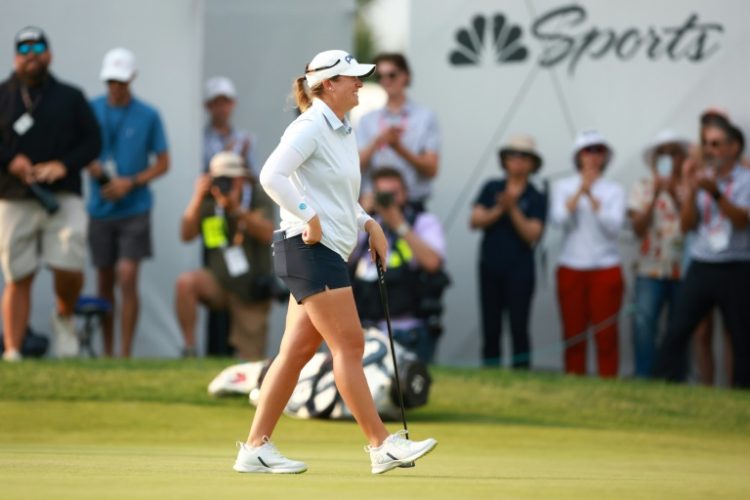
xmin=272 ymin=240 xmax=288 ymax=277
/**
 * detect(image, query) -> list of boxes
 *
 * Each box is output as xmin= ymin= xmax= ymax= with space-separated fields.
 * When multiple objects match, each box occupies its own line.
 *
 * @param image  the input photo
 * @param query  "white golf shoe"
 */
xmin=367 ymin=430 xmax=438 ymax=474
xmin=51 ymin=312 xmax=79 ymax=358
xmin=233 ymin=437 xmax=307 ymax=474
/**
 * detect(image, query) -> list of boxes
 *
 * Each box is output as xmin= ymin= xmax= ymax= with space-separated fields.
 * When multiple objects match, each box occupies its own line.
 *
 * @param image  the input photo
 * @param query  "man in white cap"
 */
xmin=87 ymin=47 xmax=170 ymax=357
xmin=203 ymin=76 xmax=257 ymax=177
xmin=175 ymin=151 xmax=274 ymax=359
xmin=0 ymin=26 xmax=101 ymax=361
xmin=627 ymin=130 xmax=689 ymax=378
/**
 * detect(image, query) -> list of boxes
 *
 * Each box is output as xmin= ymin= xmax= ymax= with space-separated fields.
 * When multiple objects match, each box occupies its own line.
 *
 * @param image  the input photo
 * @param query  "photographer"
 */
xmin=175 ymin=152 xmax=274 ymax=359
xmin=350 ymin=167 xmax=447 ymax=363
xmin=0 ymin=27 xmax=101 ymax=361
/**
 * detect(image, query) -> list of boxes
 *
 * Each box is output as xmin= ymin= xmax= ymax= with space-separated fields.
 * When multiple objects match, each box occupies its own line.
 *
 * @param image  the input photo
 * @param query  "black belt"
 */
xmin=272 ymin=230 xmax=287 ymax=243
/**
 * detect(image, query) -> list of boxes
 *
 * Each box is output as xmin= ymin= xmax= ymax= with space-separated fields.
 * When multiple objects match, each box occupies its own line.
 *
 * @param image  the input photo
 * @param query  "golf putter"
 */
xmin=375 ymin=257 xmax=416 ymax=468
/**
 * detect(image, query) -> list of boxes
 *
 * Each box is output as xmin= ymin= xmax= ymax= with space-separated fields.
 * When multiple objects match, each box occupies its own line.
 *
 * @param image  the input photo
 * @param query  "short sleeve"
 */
xmin=149 ymin=109 xmax=168 ymax=155
xmin=423 ymin=110 xmax=440 ymax=153
xmin=528 ymin=188 xmax=548 ymax=223
xmin=627 ymin=179 xmax=649 ymax=212
xmin=474 ymin=181 xmax=498 ymax=208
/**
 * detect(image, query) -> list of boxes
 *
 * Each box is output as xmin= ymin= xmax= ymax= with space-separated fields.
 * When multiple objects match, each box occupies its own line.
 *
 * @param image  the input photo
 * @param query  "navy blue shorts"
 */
xmin=272 ymin=233 xmax=351 ymax=304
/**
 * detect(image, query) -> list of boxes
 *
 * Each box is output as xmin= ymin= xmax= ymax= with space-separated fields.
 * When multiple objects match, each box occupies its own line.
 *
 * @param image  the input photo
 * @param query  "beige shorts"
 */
xmin=0 ymin=194 xmax=88 ymax=282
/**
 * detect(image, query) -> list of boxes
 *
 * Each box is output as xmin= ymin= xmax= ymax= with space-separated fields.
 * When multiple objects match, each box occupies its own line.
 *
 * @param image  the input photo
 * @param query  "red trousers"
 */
xmin=556 ymin=266 xmax=624 ymax=377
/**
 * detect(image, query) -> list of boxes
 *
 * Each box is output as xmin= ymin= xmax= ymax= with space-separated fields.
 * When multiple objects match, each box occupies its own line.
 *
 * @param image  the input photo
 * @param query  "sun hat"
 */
xmin=499 ymin=134 xmax=543 ymax=171
xmin=305 ymin=49 xmax=375 ymax=88
xmin=100 ymin=48 xmax=136 ymax=82
xmin=571 ymin=130 xmax=613 ymax=169
xmin=642 ymin=130 xmax=690 ymax=164
xmin=209 ymin=152 xmax=248 ymax=178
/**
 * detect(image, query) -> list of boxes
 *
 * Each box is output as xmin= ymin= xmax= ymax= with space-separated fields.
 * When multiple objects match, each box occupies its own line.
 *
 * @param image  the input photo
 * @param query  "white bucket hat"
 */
xmin=499 ymin=134 xmax=543 ymax=172
xmin=642 ymin=129 xmax=690 ymax=164
xmin=572 ymin=129 xmax=613 ymax=169
xmin=100 ymin=48 xmax=136 ymax=82
xmin=305 ymin=49 xmax=375 ymax=88
xmin=205 ymin=76 xmax=237 ymax=102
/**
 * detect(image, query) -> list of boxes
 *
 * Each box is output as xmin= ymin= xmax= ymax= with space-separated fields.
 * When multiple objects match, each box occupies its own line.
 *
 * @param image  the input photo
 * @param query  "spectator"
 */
xmin=203 ymin=76 xmax=258 ymax=177
xmin=0 ymin=27 xmax=100 ymax=361
xmin=350 ymin=167 xmax=446 ymax=363
xmin=203 ymin=76 xmax=259 ymax=356
xmin=654 ymin=118 xmax=750 ymax=388
xmin=469 ymin=135 xmax=546 ymax=369
xmin=87 ymin=48 xmax=169 ymax=357
xmin=628 ymin=130 xmax=689 ymax=378
xmin=357 ymin=53 xmax=440 ymax=212
xmin=175 ymin=152 xmax=274 ymax=359
xmin=550 ymin=130 xmax=625 ymax=377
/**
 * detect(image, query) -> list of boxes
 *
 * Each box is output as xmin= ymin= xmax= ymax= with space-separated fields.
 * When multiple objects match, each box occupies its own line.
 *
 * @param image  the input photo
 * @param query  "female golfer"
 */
xmin=233 ymin=50 xmax=437 ymax=475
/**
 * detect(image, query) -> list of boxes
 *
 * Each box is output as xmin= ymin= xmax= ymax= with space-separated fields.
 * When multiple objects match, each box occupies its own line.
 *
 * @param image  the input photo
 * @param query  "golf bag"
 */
xmin=207 ymin=327 xmax=431 ymax=420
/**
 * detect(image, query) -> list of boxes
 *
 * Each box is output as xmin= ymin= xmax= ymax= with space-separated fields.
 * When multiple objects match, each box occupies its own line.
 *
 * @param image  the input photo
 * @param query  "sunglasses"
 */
xmin=581 ymin=144 xmax=607 ymax=154
xmin=376 ymin=71 xmax=401 ymax=82
xmin=17 ymin=42 xmax=47 ymax=55
xmin=702 ymin=139 xmax=726 ymax=149
xmin=307 ymin=59 xmax=340 ymax=73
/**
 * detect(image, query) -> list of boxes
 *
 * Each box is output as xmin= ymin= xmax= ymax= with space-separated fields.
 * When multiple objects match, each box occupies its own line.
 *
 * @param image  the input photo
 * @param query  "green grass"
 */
xmin=1 ymin=360 xmax=749 ymax=499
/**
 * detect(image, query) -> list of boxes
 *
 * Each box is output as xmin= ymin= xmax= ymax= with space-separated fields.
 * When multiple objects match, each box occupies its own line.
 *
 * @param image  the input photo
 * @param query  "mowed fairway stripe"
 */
xmin=1 ymin=401 xmax=749 ymax=499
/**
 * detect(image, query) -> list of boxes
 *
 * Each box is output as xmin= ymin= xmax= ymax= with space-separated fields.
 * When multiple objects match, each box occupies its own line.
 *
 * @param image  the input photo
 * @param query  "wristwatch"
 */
xmin=395 ymin=221 xmax=410 ymax=237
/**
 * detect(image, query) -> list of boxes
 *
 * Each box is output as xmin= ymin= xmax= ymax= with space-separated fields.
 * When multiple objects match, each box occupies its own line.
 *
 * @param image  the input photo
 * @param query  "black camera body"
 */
xmin=212 ymin=176 xmax=233 ymax=195
xmin=374 ymin=191 xmax=395 ymax=208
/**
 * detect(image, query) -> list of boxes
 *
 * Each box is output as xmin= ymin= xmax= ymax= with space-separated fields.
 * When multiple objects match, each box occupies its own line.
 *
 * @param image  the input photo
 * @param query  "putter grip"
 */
xmin=29 ymin=183 xmax=60 ymax=214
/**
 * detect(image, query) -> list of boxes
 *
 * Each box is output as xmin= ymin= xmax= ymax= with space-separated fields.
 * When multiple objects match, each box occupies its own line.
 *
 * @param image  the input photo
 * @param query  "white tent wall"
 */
xmin=409 ymin=0 xmax=749 ymax=376
xmin=0 ymin=0 xmax=355 ymax=357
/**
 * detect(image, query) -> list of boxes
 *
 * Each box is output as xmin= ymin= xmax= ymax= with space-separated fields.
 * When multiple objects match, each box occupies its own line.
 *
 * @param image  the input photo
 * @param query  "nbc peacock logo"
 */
xmin=449 ymin=13 xmax=529 ymax=66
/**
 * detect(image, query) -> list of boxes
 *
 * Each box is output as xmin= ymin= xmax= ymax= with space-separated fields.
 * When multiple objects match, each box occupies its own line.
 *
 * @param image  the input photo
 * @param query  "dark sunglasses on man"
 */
xmin=17 ymin=42 xmax=47 ymax=55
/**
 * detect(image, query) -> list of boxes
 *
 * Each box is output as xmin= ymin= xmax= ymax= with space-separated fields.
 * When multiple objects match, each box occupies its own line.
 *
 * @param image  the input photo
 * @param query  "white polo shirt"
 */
xmin=550 ymin=174 xmax=626 ymax=269
xmin=260 ymin=98 xmax=372 ymax=260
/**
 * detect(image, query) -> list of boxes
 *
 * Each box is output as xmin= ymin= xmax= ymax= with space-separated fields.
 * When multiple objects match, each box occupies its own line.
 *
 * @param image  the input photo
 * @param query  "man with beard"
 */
xmin=0 ymin=27 xmax=101 ymax=361
xmin=654 ymin=118 xmax=750 ymax=388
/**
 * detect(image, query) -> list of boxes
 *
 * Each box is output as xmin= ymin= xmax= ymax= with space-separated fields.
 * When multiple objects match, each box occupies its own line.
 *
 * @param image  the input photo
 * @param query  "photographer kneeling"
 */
xmin=175 ymin=152 xmax=275 ymax=359
xmin=350 ymin=167 xmax=448 ymax=363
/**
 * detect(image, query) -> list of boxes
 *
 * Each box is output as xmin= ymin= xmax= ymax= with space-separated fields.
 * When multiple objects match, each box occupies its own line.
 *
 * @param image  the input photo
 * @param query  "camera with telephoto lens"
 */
xmin=374 ymin=191 xmax=395 ymax=208
xmin=212 ymin=176 xmax=233 ymax=195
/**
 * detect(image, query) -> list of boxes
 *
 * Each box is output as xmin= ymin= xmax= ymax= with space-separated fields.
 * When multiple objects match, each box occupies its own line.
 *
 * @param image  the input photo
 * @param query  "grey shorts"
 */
xmin=88 ymin=212 xmax=152 ymax=268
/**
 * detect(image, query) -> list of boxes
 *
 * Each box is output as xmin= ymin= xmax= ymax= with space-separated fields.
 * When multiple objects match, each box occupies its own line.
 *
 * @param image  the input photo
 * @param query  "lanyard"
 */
xmin=104 ymin=102 xmax=132 ymax=154
xmin=703 ymin=180 xmax=733 ymax=227
xmin=213 ymin=203 xmax=246 ymax=246
xmin=20 ymin=85 xmax=42 ymax=115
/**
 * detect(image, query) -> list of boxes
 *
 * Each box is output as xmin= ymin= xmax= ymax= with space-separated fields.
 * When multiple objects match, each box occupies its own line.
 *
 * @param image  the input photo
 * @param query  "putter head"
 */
xmin=398 ymin=461 xmax=416 ymax=468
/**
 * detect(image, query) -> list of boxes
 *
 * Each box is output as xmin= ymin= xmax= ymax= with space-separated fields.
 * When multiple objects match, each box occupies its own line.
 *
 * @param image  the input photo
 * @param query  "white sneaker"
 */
xmin=2 ymin=349 xmax=22 ymax=362
xmin=367 ymin=430 xmax=438 ymax=474
xmin=51 ymin=312 xmax=79 ymax=358
xmin=233 ymin=437 xmax=307 ymax=474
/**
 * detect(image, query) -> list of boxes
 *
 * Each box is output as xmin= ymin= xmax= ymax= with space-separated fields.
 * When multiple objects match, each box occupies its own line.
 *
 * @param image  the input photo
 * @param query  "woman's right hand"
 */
xmin=302 ymin=215 xmax=322 ymax=245
xmin=365 ymin=219 xmax=388 ymax=271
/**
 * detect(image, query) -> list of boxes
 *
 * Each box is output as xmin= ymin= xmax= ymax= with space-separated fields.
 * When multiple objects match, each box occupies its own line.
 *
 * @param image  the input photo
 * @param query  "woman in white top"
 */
xmin=550 ymin=130 xmax=625 ymax=377
xmin=232 ymin=50 xmax=437 ymax=476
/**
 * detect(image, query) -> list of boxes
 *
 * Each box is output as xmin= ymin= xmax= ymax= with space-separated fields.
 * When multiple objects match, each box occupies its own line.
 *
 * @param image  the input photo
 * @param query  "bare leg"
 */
xmin=1 ymin=273 xmax=34 ymax=353
xmin=96 ymin=267 xmax=116 ymax=357
xmin=247 ymin=295 xmax=322 ymax=446
xmin=302 ymin=287 xmax=389 ymax=447
xmin=693 ymin=313 xmax=714 ymax=386
xmin=118 ymin=260 xmax=140 ymax=358
xmin=175 ymin=269 xmax=226 ymax=351
xmin=52 ymin=268 xmax=83 ymax=316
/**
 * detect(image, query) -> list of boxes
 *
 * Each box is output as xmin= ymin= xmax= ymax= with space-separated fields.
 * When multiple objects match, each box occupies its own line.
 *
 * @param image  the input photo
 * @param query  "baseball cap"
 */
xmin=100 ymin=48 xmax=136 ymax=82
xmin=15 ymin=26 xmax=48 ymax=49
xmin=209 ymin=152 xmax=248 ymax=178
xmin=305 ymin=50 xmax=375 ymax=88
xmin=205 ymin=76 xmax=237 ymax=101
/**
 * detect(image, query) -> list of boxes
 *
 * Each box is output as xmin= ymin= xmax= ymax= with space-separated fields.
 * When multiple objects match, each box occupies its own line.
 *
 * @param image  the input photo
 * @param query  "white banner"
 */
xmin=409 ymin=0 xmax=748 ymax=372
